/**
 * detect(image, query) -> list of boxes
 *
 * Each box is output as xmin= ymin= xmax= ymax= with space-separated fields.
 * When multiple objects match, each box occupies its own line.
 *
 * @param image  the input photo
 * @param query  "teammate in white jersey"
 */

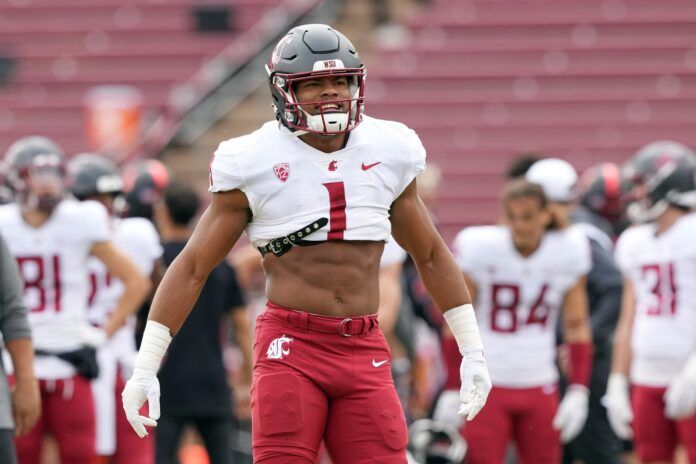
xmin=70 ymin=154 xmax=162 ymax=464
xmin=0 ymin=137 xmax=151 ymax=464
xmin=122 ymin=24 xmax=491 ymax=464
xmin=605 ymin=141 xmax=696 ymax=464
xmin=450 ymin=180 xmax=593 ymax=464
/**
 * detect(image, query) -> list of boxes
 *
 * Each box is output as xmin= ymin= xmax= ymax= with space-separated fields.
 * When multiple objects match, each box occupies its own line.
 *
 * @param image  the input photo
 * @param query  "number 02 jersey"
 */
xmin=453 ymin=226 xmax=591 ymax=387
xmin=615 ymin=213 xmax=696 ymax=387
xmin=209 ymin=116 xmax=427 ymax=247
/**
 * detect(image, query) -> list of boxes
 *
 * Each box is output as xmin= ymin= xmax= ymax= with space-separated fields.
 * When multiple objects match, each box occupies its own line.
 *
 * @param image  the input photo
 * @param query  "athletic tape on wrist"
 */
xmin=133 ymin=320 xmax=172 ymax=375
xmin=443 ymin=304 xmax=483 ymax=353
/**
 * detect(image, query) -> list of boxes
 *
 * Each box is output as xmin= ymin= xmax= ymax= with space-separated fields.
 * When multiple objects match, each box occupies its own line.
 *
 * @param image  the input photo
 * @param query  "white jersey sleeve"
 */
xmin=81 ymin=200 xmax=111 ymax=244
xmin=452 ymin=226 xmax=496 ymax=275
xmin=116 ymin=218 xmax=162 ymax=275
xmin=393 ymin=124 xmax=427 ymax=198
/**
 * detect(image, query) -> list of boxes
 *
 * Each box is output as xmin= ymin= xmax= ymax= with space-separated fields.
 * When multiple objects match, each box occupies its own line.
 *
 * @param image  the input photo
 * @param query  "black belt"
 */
xmin=257 ymin=217 xmax=328 ymax=257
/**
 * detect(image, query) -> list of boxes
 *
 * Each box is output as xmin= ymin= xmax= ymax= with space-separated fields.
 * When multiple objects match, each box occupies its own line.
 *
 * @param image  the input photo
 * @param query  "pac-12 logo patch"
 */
xmin=273 ymin=163 xmax=290 ymax=182
xmin=266 ymin=335 xmax=293 ymax=360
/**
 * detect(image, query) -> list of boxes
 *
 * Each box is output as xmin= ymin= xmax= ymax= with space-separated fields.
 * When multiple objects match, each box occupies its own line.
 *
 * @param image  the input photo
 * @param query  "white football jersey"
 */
xmin=0 ymin=199 xmax=111 ymax=379
xmin=615 ymin=213 xmax=696 ymax=387
xmin=453 ymin=226 xmax=591 ymax=387
xmin=87 ymin=217 xmax=161 ymax=327
xmin=209 ymin=116 xmax=426 ymax=247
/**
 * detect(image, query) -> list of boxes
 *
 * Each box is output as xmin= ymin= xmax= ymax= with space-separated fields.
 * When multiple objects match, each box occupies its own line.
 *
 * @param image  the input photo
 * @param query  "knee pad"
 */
xmin=254 ymin=373 xmax=304 ymax=437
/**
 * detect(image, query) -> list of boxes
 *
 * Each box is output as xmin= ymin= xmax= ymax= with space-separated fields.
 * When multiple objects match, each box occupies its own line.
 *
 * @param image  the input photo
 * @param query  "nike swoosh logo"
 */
xmin=362 ymin=162 xmax=381 ymax=171
xmin=372 ymin=359 xmax=388 ymax=367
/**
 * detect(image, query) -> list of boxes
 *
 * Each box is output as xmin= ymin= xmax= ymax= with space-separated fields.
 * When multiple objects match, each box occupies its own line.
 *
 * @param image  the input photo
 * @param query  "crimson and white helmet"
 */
xmin=266 ymin=24 xmax=366 ymax=136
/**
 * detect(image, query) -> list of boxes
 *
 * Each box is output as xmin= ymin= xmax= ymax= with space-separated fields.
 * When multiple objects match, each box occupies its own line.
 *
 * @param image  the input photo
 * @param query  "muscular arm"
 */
xmin=562 ymin=277 xmax=592 ymax=344
xmin=390 ymin=180 xmax=472 ymax=312
xmin=90 ymin=241 xmax=152 ymax=337
xmin=148 ymin=190 xmax=249 ymax=334
xmin=611 ymin=278 xmax=635 ymax=375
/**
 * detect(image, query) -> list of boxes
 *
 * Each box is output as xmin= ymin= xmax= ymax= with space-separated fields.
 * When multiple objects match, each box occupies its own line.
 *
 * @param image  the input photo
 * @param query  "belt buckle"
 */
xmin=338 ymin=317 xmax=353 ymax=337
xmin=268 ymin=240 xmax=283 ymax=256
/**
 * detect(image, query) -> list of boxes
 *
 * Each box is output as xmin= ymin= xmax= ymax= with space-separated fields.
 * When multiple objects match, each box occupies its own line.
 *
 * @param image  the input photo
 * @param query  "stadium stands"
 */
xmin=367 ymin=0 xmax=696 ymax=240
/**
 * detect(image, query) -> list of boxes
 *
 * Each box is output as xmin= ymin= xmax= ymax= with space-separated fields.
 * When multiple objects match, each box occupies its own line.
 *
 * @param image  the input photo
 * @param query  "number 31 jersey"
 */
xmin=615 ymin=213 xmax=696 ymax=387
xmin=453 ymin=225 xmax=590 ymax=387
xmin=209 ymin=116 xmax=426 ymax=247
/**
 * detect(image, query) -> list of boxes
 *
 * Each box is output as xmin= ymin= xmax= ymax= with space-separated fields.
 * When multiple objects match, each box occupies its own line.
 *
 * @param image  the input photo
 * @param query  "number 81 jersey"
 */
xmin=208 ymin=116 xmax=426 ymax=247
xmin=453 ymin=225 xmax=591 ymax=387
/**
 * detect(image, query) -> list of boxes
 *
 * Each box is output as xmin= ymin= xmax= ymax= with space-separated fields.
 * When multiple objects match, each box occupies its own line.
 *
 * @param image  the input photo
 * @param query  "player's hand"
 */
xmin=602 ymin=373 xmax=633 ymax=439
xmin=122 ymin=369 xmax=160 ymax=438
xmin=553 ymin=385 xmax=589 ymax=442
xmin=665 ymin=354 xmax=696 ymax=419
xmin=458 ymin=347 xmax=492 ymax=421
xmin=11 ymin=377 xmax=40 ymax=436
xmin=433 ymin=390 xmax=463 ymax=429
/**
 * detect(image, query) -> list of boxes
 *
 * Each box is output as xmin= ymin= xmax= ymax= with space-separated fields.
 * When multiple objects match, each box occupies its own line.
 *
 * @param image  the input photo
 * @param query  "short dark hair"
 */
xmin=163 ymin=181 xmax=200 ymax=226
xmin=506 ymin=153 xmax=543 ymax=180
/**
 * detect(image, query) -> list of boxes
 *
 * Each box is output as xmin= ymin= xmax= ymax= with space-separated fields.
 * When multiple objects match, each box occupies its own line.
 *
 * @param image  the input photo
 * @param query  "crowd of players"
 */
xmin=0 ymin=121 xmax=695 ymax=463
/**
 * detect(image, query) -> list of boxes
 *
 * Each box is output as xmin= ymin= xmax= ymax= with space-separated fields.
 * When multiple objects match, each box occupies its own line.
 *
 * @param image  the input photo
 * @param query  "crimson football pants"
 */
xmin=632 ymin=385 xmax=696 ymax=463
xmin=463 ymin=385 xmax=560 ymax=464
xmin=251 ymin=302 xmax=408 ymax=464
xmin=15 ymin=376 xmax=96 ymax=464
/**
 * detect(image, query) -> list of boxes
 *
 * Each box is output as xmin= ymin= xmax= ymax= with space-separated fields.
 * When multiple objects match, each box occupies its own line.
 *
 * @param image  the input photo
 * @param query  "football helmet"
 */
xmin=408 ymin=419 xmax=467 ymax=464
xmin=622 ymin=140 xmax=696 ymax=223
xmin=525 ymin=158 xmax=578 ymax=203
xmin=121 ymin=158 xmax=170 ymax=220
xmin=266 ymin=24 xmax=366 ymax=136
xmin=4 ymin=135 xmax=66 ymax=213
xmin=69 ymin=153 xmax=123 ymax=201
xmin=576 ymin=162 xmax=625 ymax=223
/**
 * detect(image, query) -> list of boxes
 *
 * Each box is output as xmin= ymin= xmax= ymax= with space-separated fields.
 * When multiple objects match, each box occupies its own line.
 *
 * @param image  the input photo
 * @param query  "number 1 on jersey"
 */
xmin=323 ymin=181 xmax=346 ymax=240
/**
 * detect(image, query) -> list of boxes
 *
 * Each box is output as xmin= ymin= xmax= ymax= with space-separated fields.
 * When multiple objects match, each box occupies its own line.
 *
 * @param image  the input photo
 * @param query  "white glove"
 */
xmin=433 ymin=390 xmax=464 ymax=429
xmin=665 ymin=354 xmax=696 ymax=419
xmin=602 ymin=373 xmax=633 ymax=439
xmin=458 ymin=347 xmax=492 ymax=421
xmin=553 ymin=385 xmax=589 ymax=442
xmin=121 ymin=369 xmax=161 ymax=438
xmin=80 ymin=325 xmax=108 ymax=348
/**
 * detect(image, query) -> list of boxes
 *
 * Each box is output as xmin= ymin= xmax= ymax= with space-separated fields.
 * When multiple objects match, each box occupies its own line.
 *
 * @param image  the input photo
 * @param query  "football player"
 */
xmin=449 ymin=179 xmax=593 ymax=463
xmin=605 ymin=141 xmax=696 ymax=464
xmin=70 ymin=154 xmax=161 ymax=464
xmin=0 ymin=137 xmax=150 ymax=464
xmin=122 ymin=24 xmax=492 ymax=463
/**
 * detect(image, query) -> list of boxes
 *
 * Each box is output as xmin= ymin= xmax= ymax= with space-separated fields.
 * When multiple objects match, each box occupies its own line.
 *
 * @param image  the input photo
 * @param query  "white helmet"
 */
xmin=525 ymin=158 xmax=578 ymax=203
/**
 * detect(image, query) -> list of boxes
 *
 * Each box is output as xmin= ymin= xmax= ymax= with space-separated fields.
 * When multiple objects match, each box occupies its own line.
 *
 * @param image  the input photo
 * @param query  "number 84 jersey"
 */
xmin=208 ymin=116 xmax=426 ymax=247
xmin=453 ymin=225 xmax=591 ymax=388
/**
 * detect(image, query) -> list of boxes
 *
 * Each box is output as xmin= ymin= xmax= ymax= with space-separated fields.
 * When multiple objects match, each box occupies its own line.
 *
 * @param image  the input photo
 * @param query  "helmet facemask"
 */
xmin=13 ymin=154 xmax=66 ymax=214
xmin=269 ymin=67 xmax=366 ymax=136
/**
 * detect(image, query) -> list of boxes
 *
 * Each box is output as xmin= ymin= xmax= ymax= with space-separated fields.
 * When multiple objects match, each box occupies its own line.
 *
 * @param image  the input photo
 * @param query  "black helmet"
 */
xmin=68 ymin=153 xmax=123 ymax=201
xmin=622 ymin=140 xmax=696 ymax=223
xmin=577 ymin=162 xmax=625 ymax=222
xmin=408 ymin=419 xmax=467 ymax=464
xmin=121 ymin=158 xmax=170 ymax=220
xmin=4 ymin=135 xmax=66 ymax=213
xmin=266 ymin=24 xmax=366 ymax=135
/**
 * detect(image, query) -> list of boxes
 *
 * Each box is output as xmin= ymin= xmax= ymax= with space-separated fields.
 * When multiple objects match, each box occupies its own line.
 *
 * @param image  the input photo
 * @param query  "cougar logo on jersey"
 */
xmin=267 ymin=335 xmax=293 ymax=360
xmin=273 ymin=163 xmax=290 ymax=182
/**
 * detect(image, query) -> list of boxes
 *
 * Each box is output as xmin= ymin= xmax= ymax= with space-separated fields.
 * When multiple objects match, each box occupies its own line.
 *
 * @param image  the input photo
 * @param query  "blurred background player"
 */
xmin=70 ymin=154 xmax=162 ymax=464
xmin=447 ymin=180 xmax=593 ymax=464
xmin=0 ymin=136 xmax=151 ymax=464
xmin=0 ymin=230 xmax=40 ymax=464
xmin=605 ymin=141 xmax=696 ymax=464
xmin=526 ymin=158 xmax=624 ymax=464
xmin=152 ymin=181 xmax=251 ymax=464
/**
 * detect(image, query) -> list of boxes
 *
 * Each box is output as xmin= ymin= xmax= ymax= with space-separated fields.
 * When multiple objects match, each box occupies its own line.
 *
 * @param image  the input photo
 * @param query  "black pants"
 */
xmin=0 ymin=428 xmax=17 ymax=464
xmin=563 ymin=353 xmax=625 ymax=464
xmin=156 ymin=415 xmax=240 ymax=464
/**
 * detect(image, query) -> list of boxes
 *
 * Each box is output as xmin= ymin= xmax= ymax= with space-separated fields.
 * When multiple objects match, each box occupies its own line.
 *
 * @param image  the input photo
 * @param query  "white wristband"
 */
xmin=443 ymin=304 xmax=483 ymax=353
xmin=133 ymin=320 xmax=172 ymax=376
